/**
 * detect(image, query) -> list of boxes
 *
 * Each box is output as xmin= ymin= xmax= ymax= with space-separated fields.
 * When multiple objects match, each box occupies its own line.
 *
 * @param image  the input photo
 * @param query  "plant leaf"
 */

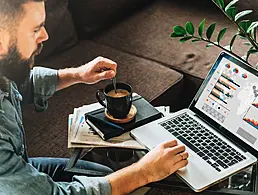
xmin=217 ymin=28 xmax=227 ymax=43
xmin=206 ymin=42 xmax=218 ymax=48
xmin=248 ymin=48 xmax=258 ymax=54
xmin=244 ymin=42 xmax=252 ymax=46
xmin=180 ymin=36 xmax=193 ymax=44
xmin=186 ymin=21 xmax=195 ymax=35
xmin=238 ymin=20 xmax=252 ymax=32
xmin=170 ymin=32 xmax=185 ymax=38
xmin=214 ymin=0 xmax=225 ymax=9
xmin=173 ymin=25 xmax=186 ymax=35
xmin=247 ymin=22 xmax=258 ymax=33
xmin=224 ymin=45 xmax=231 ymax=50
xmin=225 ymin=0 xmax=239 ymax=12
xmin=198 ymin=19 xmax=206 ymax=37
xmin=230 ymin=34 xmax=238 ymax=51
xmin=242 ymin=55 xmax=247 ymax=61
xmin=226 ymin=7 xmax=237 ymax=19
xmin=254 ymin=27 xmax=257 ymax=41
xmin=206 ymin=22 xmax=216 ymax=40
xmin=191 ymin=39 xmax=201 ymax=43
xmin=246 ymin=48 xmax=258 ymax=61
xmin=239 ymin=35 xmax=248 ymax=40
xmin=206 ymin=43 xmax=213 ymax=48
xmin=235 ymin=10 xmax=253 ymax=21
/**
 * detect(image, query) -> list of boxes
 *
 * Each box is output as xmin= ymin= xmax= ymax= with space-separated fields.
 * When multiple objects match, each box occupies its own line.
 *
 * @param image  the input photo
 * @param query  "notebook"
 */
xmin=131 ymin=52 xmax=258 ymax=192
xmin=85 ymin=95 xmax=163 ymax=140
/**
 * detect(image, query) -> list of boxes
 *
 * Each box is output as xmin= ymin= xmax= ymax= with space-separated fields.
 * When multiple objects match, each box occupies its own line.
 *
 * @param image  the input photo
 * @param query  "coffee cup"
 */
xmin=96 ymin=82 xmax=133 ymax=119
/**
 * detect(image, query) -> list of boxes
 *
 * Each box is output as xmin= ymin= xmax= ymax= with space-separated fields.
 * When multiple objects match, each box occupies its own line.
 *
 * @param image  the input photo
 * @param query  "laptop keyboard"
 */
xmin=159 ymin=113 xmax=246 ymax=172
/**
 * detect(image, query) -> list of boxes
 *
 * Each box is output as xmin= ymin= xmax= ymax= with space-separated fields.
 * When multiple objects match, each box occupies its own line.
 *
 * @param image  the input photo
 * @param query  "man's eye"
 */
xmin=34 ymin=28 xmax=40 ymax=33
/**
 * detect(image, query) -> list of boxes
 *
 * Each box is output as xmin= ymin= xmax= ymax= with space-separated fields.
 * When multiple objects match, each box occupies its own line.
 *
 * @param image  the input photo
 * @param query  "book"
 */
xmin=85 ymin=114 xmax=126 ymax=140
xmin=84 ymin=95 xmax=163 ymax=140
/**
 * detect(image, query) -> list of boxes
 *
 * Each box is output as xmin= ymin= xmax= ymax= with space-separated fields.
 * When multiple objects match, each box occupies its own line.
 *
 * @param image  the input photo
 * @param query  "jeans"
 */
xmin=29 ymin=157 xmax=114 ymax=182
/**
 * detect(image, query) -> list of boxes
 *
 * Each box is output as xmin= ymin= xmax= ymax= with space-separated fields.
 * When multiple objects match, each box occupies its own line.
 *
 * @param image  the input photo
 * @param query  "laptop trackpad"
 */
xmin=176 ymin=155 xmax=215 ymax=191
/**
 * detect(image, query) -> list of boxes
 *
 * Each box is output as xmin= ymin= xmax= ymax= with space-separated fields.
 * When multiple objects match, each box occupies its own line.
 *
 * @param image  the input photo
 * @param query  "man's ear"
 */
xmin=0 ymin=29 xmax=9 ymax=55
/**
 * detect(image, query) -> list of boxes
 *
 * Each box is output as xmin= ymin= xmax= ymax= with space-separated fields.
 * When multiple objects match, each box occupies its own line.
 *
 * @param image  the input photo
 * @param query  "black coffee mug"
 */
xmin=96 ymin=82 xmax=133 ymax=119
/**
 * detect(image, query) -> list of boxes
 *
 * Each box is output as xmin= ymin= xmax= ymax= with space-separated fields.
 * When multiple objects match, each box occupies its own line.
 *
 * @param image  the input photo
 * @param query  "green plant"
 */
xmin=170 ymin=0 xmax=258 ymax=67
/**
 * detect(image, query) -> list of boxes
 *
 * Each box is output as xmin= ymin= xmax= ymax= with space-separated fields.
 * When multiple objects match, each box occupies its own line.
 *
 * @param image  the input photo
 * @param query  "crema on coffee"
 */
xmin=107 ymin=89 xmax=130 ymax=98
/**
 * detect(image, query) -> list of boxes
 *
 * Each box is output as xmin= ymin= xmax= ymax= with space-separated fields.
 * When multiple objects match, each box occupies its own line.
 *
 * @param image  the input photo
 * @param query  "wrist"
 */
xmin=133 ymin=162 xmax=152 ymax=185
xmin=58 ymin=68 xmax=81 ymax=84
xmin=105 ymin=162 xmax=151 ymax=195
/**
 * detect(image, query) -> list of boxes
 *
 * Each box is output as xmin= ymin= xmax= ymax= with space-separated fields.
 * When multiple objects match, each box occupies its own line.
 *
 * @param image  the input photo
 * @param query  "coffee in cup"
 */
xmin=96 ymin=82 xmax=133 ymax=119
xmin=107 ymin=89 xmax=130 ymax=98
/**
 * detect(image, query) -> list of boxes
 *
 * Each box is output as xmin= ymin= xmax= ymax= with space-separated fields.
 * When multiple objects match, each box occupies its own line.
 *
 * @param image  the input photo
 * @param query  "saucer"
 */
xmin=105 ymin=105 xmax=137 ymax=124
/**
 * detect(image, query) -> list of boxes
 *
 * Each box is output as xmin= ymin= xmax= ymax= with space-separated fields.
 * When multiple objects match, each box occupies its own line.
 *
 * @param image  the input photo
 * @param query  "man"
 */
xmin=0 ymin=0 xmax=189 ymax=194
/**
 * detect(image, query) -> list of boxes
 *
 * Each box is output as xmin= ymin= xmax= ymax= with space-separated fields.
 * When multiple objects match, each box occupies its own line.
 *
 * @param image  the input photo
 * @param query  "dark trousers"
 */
xmin=29 ymin=157 xmax=114 ymax=182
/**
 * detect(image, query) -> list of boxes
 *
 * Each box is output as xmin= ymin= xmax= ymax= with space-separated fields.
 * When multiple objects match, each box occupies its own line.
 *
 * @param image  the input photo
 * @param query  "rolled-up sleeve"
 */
xmin=19 ymin=67 xmax=58 ymax=112
xmin=73 ymin=176 xmax=111 ymax=194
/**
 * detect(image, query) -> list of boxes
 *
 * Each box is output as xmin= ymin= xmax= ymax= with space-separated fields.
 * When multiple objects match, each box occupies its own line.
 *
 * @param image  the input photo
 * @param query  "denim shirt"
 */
xmin=0 ymin=67 xmax=111 ymax=195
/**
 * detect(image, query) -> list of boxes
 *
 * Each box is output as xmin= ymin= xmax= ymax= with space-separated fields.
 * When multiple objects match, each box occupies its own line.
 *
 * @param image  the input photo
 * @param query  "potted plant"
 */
xmin=170 ymin=0 xmax=258 ymax=67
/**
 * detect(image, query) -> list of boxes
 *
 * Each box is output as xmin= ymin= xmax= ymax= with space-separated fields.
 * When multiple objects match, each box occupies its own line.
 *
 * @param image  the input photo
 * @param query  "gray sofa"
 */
xmin=22 ymin=0 xmax=258 ymax=158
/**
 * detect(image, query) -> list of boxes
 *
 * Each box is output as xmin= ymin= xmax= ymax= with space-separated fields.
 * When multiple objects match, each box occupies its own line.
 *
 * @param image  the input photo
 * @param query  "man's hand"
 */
xmin=105 ymin=140 xmax=188 ymax=195
xmin=135 ymin=140 xmax=188 ymax=183
xmin=57 ymin=56 xmax=117 ymax=91
xmin=77 ymin=56 xmax=117 ymax=84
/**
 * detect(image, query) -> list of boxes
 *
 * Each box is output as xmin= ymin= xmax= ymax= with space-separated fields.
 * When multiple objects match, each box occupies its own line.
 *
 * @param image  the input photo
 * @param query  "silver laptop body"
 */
xmin=131 ymin=52 xmax=258 ymax=192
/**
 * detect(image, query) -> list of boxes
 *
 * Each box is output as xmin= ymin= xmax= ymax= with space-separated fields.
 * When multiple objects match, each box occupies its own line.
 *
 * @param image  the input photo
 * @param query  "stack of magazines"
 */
xmin=68 ymin=94 xmax=170 ymax=149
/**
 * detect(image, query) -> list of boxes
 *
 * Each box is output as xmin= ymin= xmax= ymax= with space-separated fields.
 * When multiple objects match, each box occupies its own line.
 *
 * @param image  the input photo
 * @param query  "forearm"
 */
xmin=105 ymin=162 xmax=150 ymax=195
xmin=57 ymin=68 xmax=81 ymax=91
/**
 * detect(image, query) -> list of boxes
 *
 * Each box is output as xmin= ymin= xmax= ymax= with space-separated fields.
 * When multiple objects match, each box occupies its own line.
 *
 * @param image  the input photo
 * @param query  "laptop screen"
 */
xmin=190 ymin=52 xmax=258 ymax=153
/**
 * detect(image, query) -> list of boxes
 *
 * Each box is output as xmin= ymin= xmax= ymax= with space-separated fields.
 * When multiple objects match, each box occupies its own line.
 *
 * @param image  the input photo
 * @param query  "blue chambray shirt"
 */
xmin=0 ymin=67 xmax=111 ymax=195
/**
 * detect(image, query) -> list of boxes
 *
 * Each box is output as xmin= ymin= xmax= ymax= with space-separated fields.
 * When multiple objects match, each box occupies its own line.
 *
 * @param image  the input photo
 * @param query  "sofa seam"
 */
xmin=89 ymin=40 xmax=183 ymax=74
xmin=90 ymin=40 xmax=205 ymax=80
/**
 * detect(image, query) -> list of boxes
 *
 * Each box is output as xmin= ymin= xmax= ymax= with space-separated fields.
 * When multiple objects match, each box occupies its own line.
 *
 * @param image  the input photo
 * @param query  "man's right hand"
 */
xmin=135 ymin=140 xmax=188 ymax=183
xmin=105 ymin=140 xmax=188 ymax=195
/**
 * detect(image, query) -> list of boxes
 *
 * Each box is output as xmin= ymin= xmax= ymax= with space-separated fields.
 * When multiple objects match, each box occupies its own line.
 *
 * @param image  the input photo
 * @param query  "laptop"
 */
xmin=131 ymin=52 xmax=258 ymax=192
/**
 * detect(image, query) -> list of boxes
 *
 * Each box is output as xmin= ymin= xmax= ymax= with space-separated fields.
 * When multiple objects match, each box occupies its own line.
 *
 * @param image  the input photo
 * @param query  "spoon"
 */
xmin=112 ymin=77 xmax=117 ymax=93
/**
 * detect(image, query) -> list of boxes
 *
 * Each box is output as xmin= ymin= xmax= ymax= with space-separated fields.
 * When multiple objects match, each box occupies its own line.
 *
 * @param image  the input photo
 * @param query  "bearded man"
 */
xmin=0 ymin=0 xmax=188 ymax=194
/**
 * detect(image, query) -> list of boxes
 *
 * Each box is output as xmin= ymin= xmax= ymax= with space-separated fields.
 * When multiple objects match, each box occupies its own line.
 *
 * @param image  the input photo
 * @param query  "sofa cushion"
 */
xmin=35 ymin=0 xmax=78 ymax=62
xmin=93 ymin=0 xmax=257 ymax=79
xmin=23 ymin=40 xmax=183 ymax=157
xmin=68 ymin=0 xmax=151 ymax=38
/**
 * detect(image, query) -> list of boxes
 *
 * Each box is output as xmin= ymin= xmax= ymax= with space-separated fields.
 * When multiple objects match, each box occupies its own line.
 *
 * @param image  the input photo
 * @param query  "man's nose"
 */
xmin=38 ymin=27 xmax=49 ymax=43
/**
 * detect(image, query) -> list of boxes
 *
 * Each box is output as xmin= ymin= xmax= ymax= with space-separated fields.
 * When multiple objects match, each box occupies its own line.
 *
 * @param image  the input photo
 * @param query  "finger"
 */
xmin=174 ymin=151 xmax=189 ymax=164
xmin=98 ymin=58 xmax=117 ymax=71
xmin=162 ymin=140 xmax=178 ymax=148
xmin=97 ymin=56 xmax=117 ymax=65
xmin=170 ymin=145 xmax=186 ymax=155
xmin=173 ymin=159 xmax=188 ymax=171
xmin=96 ymin=70 xmax=115 ymax=80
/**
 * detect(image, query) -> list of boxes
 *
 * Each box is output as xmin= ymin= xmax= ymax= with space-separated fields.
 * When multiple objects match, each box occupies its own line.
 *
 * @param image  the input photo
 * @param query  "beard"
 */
xmin=0 ymin=42 xmax=43 ymax=86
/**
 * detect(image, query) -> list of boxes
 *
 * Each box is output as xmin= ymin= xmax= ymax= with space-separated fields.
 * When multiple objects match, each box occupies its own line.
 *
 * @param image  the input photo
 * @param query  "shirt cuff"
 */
xmin=73 ymin=176 xmax=111 ymax=195
xmin=32 ymin=67 xmax=58 ymax=112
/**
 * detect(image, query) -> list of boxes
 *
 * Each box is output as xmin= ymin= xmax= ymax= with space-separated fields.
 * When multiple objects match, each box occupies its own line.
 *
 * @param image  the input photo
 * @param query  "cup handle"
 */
xmin=96 ymin=89 xmax=107 ymax=108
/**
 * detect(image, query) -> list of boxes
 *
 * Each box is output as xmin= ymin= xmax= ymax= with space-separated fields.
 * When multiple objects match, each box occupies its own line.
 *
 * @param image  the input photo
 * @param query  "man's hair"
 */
xmin=0 ymin=0 xmax=45 ymax=31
